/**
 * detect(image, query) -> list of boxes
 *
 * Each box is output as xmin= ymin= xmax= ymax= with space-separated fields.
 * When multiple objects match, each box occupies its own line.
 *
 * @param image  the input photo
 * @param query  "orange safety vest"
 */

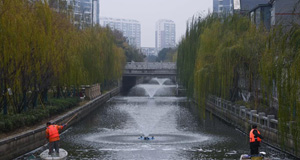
xmin=47 ymin=125 xmax=60 ymax=142
xmin=249 ymin=129 xmax=262 ymax=142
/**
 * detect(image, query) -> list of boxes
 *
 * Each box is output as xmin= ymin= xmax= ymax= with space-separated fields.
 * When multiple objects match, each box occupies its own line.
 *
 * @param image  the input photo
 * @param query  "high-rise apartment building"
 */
xmin=80 ymin=0 xmax=92 ymax=26
xmin=66 ymin=0 xmax=100 ymax=28
xmin=213 ymin=0 xmax=234 ymax=13
xmin=100 ymin=17 xmax=141 ymax=48
xmin=93 ymin=0 xmax=100 ymax=25
xmin=155 ymin=19 xmax=176 ymax=52
xmin=67 ymin=0 xmax=81 ymax=27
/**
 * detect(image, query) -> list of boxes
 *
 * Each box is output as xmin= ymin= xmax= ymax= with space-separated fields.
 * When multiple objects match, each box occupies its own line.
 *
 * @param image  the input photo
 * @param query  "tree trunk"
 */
xmin=3 ymin=79 xmax=7 ymax=115
xmin=230 ymin=66 xmax=240 ymax=102
xmin=56 ymin=85 xmax=61 ymax=98
xmin=42 ymin=88 xmax=48 ymax=103
xmin=22 ymin=90 xmax=27 ymax=112
xmin=32 ymin=90 xmax=38 ymax=108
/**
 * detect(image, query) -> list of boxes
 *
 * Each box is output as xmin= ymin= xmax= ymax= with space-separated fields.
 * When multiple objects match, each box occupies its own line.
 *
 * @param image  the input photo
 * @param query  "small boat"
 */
xmin=40 ymin=148 xmax=68 ymax=160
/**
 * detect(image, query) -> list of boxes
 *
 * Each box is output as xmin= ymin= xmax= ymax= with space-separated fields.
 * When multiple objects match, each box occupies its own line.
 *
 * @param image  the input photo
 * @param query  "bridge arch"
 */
xmin=122 ymin=62 xmax=177 ymax=94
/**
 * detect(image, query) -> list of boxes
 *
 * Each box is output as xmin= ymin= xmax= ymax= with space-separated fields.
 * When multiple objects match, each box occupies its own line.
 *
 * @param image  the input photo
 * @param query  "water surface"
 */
xmin=59 ymin=79 xmax=295 ymax=160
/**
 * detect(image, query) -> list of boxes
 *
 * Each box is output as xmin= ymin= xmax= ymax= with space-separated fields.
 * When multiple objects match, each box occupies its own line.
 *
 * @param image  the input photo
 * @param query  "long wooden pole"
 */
xmin=65 ymin=113 xmax=78 ymax=125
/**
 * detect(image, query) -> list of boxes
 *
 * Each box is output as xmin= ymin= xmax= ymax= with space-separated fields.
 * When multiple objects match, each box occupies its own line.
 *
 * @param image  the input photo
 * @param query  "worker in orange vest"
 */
xmin=249 ymin=124 xmax=263 ymax=155
xmin=46 ymin=122 xmax=66 ymax=155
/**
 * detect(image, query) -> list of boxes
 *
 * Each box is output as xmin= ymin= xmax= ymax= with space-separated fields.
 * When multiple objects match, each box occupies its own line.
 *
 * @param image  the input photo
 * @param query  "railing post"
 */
xmin=267 ymin=115 xmax=275 ymax=128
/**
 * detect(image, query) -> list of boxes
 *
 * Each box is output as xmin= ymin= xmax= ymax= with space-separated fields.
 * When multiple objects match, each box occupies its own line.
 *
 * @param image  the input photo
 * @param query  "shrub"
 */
xmin=0 ymin=98 xmax=79 ymax=133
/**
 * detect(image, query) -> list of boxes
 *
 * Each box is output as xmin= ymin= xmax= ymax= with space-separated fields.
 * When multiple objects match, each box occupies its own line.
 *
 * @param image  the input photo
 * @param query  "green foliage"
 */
xmin=177 ymin=15 xmax=210 ymax=98
xmin=0 ymin=0 xmax=126 ymax=115
xmin=177 ymin=13 xmax=300 ymax=150
xmin=111 ymin=30 xmax=145 ymax=62
xmin=47 ymin=98 xmax=78 ymax=116
xmin=260 ymin=25 xmax=300 ymax=150
xmin=0 ymin=98 xmax=79 ymax=133
xmin=124 ymin=46 xmax=145 ymax=62
xmin=177 ymin=14 xmax=266 ymax=116
xmin=157 ymin=48 xmax=177 ymax=62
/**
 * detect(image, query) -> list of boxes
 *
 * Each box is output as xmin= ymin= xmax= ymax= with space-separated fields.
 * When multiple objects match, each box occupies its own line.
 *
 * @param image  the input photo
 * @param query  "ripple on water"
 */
xmin=84 ymin=133 xmax=211 ymax=145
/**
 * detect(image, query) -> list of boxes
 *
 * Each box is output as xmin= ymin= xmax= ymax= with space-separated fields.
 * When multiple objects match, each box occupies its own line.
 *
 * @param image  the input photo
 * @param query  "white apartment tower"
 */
xmin=155 ymin=19 xmax=176 ymax=52
xmin=100 ymin=17 xmax=141 ymax=48
xmin=92 ymin=0 xmax=100 ymax=25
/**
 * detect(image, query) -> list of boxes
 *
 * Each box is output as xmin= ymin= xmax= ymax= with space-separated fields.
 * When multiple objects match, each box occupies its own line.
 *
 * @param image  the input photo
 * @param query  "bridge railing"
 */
xmin=123 ymin=69 xmax=177 ymax=75
xmin=125 ymin=62 xmax=176 ymax=70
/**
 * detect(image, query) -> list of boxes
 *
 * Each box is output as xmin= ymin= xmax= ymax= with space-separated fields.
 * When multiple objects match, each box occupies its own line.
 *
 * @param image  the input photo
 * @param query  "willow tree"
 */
xmin=178 ymin=14 xmax=266 ymax=112
xmin=178 ymin=12 xmax=300 ymax=152
xmin=260 ymin=25 xmax=300 ymax=151
xmin=0 ymin=0 xmax=126 ymax=114
xmin=0 ymin=0 xmax=37 ymax=113
xmin=177 ymin=15 xmax=217 ymax=98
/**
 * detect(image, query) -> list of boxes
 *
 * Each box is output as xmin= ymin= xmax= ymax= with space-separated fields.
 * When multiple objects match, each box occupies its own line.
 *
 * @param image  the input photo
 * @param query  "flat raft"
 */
xmin=240 ymin=152 xmax=271 ymax=160
xmin=40 ymin=148 xmax=68 ymax=160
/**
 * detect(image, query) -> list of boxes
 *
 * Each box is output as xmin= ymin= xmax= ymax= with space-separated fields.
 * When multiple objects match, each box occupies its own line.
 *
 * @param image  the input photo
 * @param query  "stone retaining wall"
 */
xmin=0 ymin=87 xmax=120 ymax=160
xmin=205 ymin=95 xmax=300 ymax=158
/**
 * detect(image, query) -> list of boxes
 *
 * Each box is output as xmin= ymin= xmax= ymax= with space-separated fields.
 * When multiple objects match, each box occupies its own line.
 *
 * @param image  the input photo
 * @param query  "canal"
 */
xmin=59 ymin=78 xmax=295 ymax=160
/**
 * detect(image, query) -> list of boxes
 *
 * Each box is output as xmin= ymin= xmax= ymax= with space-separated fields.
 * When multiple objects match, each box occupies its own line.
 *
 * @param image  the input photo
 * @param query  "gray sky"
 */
xmin=100 ymin=0 xmax=212 ymax=47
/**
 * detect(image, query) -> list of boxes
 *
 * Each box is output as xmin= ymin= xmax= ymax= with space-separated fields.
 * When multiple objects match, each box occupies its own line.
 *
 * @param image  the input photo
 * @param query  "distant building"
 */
xmin=213 ymin=0 xmax=219 ymax=12
xmin=67 ymin=0 xmax=82 ymax=27
xmin=65 ymin=0 xmax=100 ymax=28
xmin=249 ymin=4 xmax=272 ymax=30
xmin=239 ymin=0 xmax=269 ymax=14
xmin=248 ymin=0 xmax=300 ymax=30
xmin=155 ymin=19 xmax=176 ymax=52
xmin=270 ymin=0 xmax=300 ymax=26
xmin=92 ymin=0 xmax=100 ymax=25
xmin=141 ymin=47 xmax=157 ymax=56
xmin=100 ymin=17 xmax=141 ymax=48
xmin=80 ymin=0 xmax=92 ymax=26
xmin=213 ymin=0 xmax=234 ymax=14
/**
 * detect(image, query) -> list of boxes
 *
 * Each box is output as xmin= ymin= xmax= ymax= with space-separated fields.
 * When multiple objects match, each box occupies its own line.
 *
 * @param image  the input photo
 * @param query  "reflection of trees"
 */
xmin=0 ymin=0 xmax=125 ymax=114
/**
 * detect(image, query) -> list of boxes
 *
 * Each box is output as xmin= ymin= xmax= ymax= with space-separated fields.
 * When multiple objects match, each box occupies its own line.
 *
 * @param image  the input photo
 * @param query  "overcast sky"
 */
xmin=100 ymin=0 xmax=212 ymax=47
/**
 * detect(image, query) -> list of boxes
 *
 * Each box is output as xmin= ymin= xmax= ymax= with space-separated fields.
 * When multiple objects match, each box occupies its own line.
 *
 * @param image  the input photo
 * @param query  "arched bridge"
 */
xmin=124 ymin=62 xmax=177 ymax=77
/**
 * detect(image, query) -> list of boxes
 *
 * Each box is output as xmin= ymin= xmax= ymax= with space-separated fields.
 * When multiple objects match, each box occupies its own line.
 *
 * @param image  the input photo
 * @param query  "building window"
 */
xmin=219 ymin=7 xmax=223 ymax=12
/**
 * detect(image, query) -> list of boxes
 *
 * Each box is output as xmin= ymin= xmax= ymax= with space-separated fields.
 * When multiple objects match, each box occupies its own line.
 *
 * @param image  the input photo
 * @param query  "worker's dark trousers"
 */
xmin=250 ymin=142 xmax=260 ymax=155
xmin=49 ymin=140 xmax=60 ymax=154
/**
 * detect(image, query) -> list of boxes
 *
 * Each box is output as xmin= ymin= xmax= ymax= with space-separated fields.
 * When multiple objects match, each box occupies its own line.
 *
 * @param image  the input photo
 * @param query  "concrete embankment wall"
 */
xmin=0 ymin=87 xmax=120 ymax=160
xmin=204 ymin=95 xmax=300 ymax=158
